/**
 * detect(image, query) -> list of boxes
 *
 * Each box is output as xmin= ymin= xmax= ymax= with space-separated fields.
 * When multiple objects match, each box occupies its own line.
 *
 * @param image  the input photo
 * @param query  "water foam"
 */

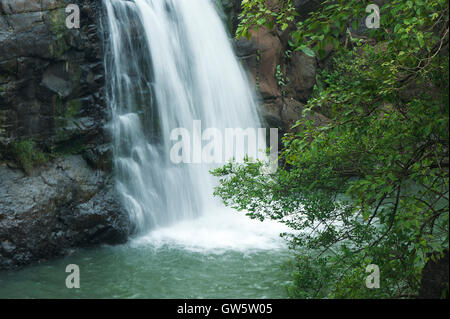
xmin=132 ymin=208 xmax=290 ymax=253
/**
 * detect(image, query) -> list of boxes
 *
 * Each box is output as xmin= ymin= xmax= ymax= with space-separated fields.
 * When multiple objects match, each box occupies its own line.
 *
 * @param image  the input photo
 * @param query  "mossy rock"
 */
xmin=10 ymin=139 xmax=49 ymax=175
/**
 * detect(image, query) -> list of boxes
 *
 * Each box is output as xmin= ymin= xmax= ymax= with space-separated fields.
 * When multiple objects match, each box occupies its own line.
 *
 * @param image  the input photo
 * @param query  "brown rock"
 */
xmin=249 ymin=26 xmax=283 ymax=100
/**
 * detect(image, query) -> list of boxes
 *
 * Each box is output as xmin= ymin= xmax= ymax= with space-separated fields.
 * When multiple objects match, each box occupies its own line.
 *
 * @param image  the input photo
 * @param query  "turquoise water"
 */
xmin=0 ymin=211 xmax=292 ymax=299
xmin=0 ymin=244 xmax=291 ymax=299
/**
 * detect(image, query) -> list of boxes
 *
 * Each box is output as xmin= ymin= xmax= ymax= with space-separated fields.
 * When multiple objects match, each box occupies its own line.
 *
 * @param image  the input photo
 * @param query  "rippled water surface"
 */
xmin=0 ymin=210 xmax=292 ymax=299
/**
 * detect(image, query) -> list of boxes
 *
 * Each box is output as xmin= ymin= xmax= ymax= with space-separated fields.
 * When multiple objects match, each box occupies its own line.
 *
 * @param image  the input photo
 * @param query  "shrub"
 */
xmin=11 ymin=139 xmax=48 ymax=174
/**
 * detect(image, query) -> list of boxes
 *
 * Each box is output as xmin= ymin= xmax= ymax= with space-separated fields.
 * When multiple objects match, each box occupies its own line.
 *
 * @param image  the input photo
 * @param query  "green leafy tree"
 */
xmin=213 ymin=0 xmax=449 ymax=298
xmin=236 ymin=0 xmax=296 ymax=38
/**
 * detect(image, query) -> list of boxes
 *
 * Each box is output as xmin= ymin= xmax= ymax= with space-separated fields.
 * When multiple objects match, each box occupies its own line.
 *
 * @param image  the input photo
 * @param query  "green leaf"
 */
xmin=300 ymin=46 xmax=316 ymax=57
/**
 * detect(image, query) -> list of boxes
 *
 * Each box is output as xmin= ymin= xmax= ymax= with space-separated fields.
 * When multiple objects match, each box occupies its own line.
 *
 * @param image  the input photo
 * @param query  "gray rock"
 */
xmin=0 ymin=0 xmax=129 ymax=271
xmin=219 ymin=0 xmax=242 ymax=35
xmin=286 ymin=51 xmax=317 ymax=103
xmin=234 ymin=38 xmax=257 ymax=58
xmin=0 ymin=0 xmax=106 ymax=150
xmin=82 ymin=143 xmax=113 ymax=171
xmin=1 ymin=240 xmax=16 ymax=253
xmin=0 ymin=155 xmax=131 ymax=270
xmin=0 ymin=0 xmax=42 ymax=15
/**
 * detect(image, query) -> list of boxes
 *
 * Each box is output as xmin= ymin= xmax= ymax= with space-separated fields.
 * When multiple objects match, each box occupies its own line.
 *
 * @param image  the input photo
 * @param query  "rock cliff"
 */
xmin=0 ymin=0 xmax=131 ymax=270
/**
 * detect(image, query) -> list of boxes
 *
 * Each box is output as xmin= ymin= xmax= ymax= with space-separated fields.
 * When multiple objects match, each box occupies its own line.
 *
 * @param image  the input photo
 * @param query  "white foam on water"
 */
xmin=131 ymin=208 xmax=290 ymax=253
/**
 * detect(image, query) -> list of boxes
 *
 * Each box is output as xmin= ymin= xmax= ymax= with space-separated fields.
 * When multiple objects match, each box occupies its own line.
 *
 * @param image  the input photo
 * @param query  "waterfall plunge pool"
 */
xmin=0 ymin=209 xmax=292 ymax=298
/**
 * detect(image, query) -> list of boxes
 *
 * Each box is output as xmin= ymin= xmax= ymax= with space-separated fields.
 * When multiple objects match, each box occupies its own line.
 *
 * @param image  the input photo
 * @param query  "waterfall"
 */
xmin=102 ymin=0 xmax=264 ymax=235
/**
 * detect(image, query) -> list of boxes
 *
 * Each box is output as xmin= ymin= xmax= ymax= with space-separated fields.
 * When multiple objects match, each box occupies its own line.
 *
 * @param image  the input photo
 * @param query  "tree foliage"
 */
xmin=213 ymin=0 xmax=449 ymax=298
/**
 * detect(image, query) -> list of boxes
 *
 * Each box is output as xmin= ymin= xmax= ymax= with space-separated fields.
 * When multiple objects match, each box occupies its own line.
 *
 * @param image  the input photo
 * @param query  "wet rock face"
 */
xmin=0 ymin=1 xmax=131 ymax=270
xmin=0 ymin=0 xmax=106 ymax=152
xmin=0 ymin=156 xmax=131 ymax=270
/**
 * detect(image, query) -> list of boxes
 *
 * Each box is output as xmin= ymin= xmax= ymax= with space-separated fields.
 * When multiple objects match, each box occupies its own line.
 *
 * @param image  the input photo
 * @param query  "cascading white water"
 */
xmin=103 ymin=0 xmax=267 ymax=236
xmin=0 ymin=0 xmax=294 ymax=299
